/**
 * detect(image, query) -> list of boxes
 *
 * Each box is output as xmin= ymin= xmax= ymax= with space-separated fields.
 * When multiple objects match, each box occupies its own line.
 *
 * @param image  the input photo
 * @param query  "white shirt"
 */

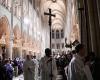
xmin=68 ymin=54 xmax=88 ymax=80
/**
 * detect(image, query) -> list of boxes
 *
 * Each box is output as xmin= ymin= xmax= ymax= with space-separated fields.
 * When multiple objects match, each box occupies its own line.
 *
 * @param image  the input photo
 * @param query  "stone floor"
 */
xmin=13 ymin=74 xmax=63 ymax=80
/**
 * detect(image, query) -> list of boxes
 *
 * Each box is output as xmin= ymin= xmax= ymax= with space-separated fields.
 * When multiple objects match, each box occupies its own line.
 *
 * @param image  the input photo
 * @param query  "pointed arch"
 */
xmin=13 ymin=24 xmax=21 ymax=40
xmin=0 ymin=16 xmax=10 ymax=44
xmin=22 ymin=31 xmax=27 ymax=45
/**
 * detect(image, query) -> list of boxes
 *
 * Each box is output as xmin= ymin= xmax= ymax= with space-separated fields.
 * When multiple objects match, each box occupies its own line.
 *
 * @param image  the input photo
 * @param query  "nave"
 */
xmin=0 ymin=0 xmax=100 ymax=80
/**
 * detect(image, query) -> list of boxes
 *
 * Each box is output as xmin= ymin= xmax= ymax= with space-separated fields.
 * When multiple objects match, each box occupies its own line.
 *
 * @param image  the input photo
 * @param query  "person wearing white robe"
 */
xmin=39 ymin=48 xmax=57 ymax=80
xmin=23 ymin=55 xmax=35 ymax=80
xmin=68 ymin=44 xmax=88 ymax=80
xmin=32 ymin=56 xmax=39 ymax=80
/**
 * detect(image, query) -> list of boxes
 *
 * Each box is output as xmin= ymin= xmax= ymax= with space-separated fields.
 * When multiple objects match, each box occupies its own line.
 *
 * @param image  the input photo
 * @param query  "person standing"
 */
xmin=39 ymin=48 xmax=57 ymax=80
xmin=68 ymin=44 xmax=88 ymax=80
xmin=13 ymin=58 xmax=18 ymax=77
xmin=4 ymin=60 xmax=13 ymax=80
xmin=23 ymin=55 xmax=35 ymax=80
xmin=32 ymin=55 xmax=39 ymax=80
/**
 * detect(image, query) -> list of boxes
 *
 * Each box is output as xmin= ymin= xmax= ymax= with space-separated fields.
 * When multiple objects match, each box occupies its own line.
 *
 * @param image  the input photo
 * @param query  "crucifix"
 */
xmin=44 ymin=8 xmax=56 ymax=49
xmin=44 ymin=8 xmax=56 ymax=80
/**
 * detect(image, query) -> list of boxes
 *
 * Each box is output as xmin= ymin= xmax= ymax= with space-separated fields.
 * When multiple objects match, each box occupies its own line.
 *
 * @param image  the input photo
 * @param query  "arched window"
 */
xmin=61 ymin=29 xmax=64 ymax=38
xmin=56 ymin=30 xmax=60 ymax=39
xmin=52 ymin=30 xmax=55 ymax=39
xmin=56 ymin=43 xmax=60 ymax=49
xmin=52 ymin=43 xmax=55 ymax=49
xmin=62 ymin=43 xmax=64 ymax=48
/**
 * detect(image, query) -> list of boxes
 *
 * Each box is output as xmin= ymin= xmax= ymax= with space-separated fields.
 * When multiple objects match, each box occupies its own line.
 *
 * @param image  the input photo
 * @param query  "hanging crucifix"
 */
xmin=44 ymin=8 xmax=56 ymax=49
xmin=44 ymin=8 xmax=56 ymax=80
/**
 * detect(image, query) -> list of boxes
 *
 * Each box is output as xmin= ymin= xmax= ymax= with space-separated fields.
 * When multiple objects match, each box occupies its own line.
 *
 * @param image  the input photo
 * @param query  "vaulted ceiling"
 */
xmin=40 ymin=0 xmax=67 ymax=30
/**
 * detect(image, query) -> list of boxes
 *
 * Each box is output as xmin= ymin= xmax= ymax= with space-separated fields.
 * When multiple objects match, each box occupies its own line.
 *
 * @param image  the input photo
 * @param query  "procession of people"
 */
xmin=0 ymin=43 xmax=100 ymax=80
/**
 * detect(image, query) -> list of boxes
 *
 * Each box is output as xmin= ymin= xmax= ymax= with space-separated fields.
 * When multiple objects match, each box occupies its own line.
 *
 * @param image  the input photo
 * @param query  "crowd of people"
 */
xmin=22 ymin=44 xmax=100 ymax=80
xmin=38 ymin=43 xmax=100 ymax=80
xmin=0 ymin=43 xmax=100 ymax=80
xmin=0 ymin=56 xmax=23 ymax=80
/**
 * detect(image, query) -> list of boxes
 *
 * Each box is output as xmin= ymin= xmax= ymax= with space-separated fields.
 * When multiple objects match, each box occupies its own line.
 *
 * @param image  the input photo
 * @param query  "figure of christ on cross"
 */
xmin=44 ymin=8 xmax=56 ymax=80
xmin=44 ymin=8 xmax=56 ymax=49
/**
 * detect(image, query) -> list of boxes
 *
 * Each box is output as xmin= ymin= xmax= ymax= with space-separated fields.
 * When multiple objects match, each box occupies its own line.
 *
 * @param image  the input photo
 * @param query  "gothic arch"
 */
xmin=52 ymin=23 xmax=63 ymax=30
xmin=70 ymin=23 xmax=80 ymax=43
xmin=41 ymin=0 xmax=66 ymax=15
xmin=0 ymin=16 xmax=10 ymax=45
xmin=22 ymin=31 xmax=27 ymax=46
xmin=52 ymin=18 xmax=65 ymax=26
xmin=13 ymin=25 xmax=21 ymax=41
xmin=52 ymin=10 xmax=66 ymax=21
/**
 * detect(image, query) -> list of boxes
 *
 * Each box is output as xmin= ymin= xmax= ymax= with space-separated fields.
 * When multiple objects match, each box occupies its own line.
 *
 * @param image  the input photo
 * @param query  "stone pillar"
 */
xmin=87 ymin=0 xmax=100 ymax=57
xmin=19 ymin=47 xmax=22 ymax=59
xmin=96 ymin=0 xmax=100 ymax=25
xmin=26 ymin=50 xmax=29 ymax=55
xmin=22 ymin=50 xmax=27 ymax=59
xmin=16 ymin=47 xmax=22 ymax=59
xmin=6 ymin=39 xmax=13 ymax=59
xmin=77 ymin=0 xmax=89 ymax=54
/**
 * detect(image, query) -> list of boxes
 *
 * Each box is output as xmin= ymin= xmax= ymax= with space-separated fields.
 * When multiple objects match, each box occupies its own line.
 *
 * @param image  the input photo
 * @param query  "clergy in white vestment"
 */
xmin=32 ymin=56 xmax=39 ymax=80
xmin=39 ymin=48 xmax=57 ymax=80
xmin=68 ymin=44 xmax=88 ymax=80
xmin=23 ymin=55 xmax=35 ymax=80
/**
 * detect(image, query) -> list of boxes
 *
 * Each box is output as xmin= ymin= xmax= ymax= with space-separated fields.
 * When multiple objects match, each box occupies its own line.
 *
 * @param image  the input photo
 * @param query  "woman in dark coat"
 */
xmin=4 ymin=60 xmax=13 ymax=80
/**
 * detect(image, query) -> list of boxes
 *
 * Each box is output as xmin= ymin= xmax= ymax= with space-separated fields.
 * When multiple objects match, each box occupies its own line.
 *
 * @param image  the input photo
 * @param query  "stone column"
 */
xmin=26 ymin=50 xmax=29 ymax=55
xmin=6 ymin=39 xmax=13 ymax=59
xmin=87 ymin=0 xmax=100 ymax=57
xmin=19 ymin=47 xmax=22 ymax=59
xmin=22 ymin=50 xmax=27 ymax=59
xmin=77 ymin=0 xmax=89 ymax=54
xmin=96 ymin=0 xmax=100 ymax=26
xmin=16 ymin=47 xmax=22 ymax=59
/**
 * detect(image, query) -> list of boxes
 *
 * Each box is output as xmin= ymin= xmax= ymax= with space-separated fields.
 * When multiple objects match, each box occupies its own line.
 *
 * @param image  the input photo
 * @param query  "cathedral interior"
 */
xmin=0 ymin=0 xmax=100 ymax=59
